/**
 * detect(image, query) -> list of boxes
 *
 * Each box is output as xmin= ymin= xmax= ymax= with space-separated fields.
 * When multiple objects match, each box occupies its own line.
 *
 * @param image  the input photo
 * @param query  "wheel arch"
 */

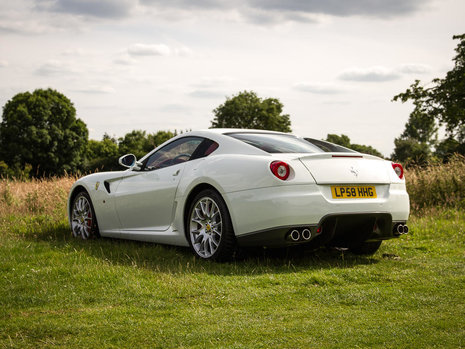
xmin=183 ymin=183 xmax=233 ymax=239
xmin=68 ymin=185 xmax=89 ymax=216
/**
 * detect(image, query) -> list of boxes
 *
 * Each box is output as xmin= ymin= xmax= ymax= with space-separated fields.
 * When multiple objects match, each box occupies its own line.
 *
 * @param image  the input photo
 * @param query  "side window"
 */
xmin=143 ymin=137 xmax=203 ymax=171
xmin=190 ymin=139 xmax=219 ymax=160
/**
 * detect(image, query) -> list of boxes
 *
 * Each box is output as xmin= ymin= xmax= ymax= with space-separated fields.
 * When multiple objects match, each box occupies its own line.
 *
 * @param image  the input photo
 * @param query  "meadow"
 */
xmin=0 ymin=158 xmax=464 ymax=348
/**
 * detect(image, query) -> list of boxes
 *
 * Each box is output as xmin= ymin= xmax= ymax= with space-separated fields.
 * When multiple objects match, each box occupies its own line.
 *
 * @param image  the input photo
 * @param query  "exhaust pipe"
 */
xmin=290 ymin=229 xmax=300 ymax=242
xmin=301 ymin=228 xmax=312 ymax=241
xmin=393 ymin=224 xmax=409 ymax=236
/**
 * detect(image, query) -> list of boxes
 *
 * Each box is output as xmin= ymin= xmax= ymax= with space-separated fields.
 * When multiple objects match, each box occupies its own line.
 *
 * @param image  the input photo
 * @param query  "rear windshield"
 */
xmin=304 ymin=138 xmax=357 ymax=153
xmin=227 ymin=133 xmax=323 ymax=153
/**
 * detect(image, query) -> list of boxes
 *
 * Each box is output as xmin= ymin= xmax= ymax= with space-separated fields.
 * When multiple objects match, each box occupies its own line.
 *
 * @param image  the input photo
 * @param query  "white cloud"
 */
xmin=293 ymin=82 xmax=345 ymax=94
xmin=128 ymin=43 xmax=172 ymax=56
xmin=189 ymin=90 xmax=226 ymax=99
xmin=113 ymin=55 xmax=137 ymax=65
xmin=397 ymin=63 xmax=432 ymax=74
xmin=38 ymin=0 xmax=137 ymax=19
xmin=193 ymin=76 xmax=236 ymax=88
xmin=35 ymin=60 xmax=77 ymax=76
xmin=0 ymin=60 xmax=8 ymax=68
xmin=127 ymin=43 xmax=193 ymax=57
xmin=338 ymin=66 xmax=400 ymax=82
xmin=72 ymin=85 xmax=115 ymax=94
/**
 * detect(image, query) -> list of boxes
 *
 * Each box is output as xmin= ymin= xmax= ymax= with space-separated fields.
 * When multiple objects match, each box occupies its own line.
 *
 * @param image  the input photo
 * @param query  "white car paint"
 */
xmin=68 ymin=129 xmax=410 ymax=251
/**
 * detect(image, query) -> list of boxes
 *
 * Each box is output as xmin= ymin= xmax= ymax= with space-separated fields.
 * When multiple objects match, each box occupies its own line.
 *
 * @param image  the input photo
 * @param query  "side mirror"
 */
xmin=118 ymin=154 xmax=137 ymax=168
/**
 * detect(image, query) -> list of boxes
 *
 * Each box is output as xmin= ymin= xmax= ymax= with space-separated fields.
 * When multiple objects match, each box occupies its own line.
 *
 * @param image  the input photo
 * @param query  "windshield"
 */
xmin=227 ymin=133 xmax=323 ymax=153
xmin=304 ymin=138 xmax=357 ymax=153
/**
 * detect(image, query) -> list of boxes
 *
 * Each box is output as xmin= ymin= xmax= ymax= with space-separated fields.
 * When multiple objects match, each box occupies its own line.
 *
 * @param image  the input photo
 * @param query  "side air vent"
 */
xmin=104 ymin=181 xmax=111 ymax=193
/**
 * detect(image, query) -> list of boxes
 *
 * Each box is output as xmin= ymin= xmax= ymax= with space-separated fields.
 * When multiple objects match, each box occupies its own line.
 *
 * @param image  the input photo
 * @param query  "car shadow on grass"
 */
xmin=24 ymin=222 xmax=380 ymax=275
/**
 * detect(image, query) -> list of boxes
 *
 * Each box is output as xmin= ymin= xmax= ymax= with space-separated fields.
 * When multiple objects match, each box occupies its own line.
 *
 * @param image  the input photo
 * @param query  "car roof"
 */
xmin=196 ymin=128 xmax=291 ymax=136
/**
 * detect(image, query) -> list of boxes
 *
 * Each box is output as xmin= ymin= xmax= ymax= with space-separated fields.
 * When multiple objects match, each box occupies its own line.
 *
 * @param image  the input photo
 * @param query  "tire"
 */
xmin=70 ymin=191 xmax=99 ymax=239
xmin=350 ymin=240 xmax=382 ymax=255
xmin=186 ymin=189 xmax=236 ymax=261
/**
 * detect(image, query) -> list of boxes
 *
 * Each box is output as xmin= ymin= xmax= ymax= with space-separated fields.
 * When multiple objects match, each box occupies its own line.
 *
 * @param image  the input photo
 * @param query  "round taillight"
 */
xmin=391 ymin=163 xmax=404 ymax=179
xmin=270 ymin=161 xmax=290 ymax=180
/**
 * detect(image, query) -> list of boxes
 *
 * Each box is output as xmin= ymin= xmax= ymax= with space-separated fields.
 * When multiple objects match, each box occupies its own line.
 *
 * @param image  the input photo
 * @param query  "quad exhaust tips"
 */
xmin=290 ymin=229 xmax=300 ymax=242
xmin=394 ymin=224 xmax=409 ymax=236
xmin=288 ymin=228 xmax=314 ymax=242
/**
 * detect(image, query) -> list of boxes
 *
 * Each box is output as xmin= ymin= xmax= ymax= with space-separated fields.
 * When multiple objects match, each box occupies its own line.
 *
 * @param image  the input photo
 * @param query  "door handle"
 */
xmin=173 ymin=170 xmax=180 ymax=176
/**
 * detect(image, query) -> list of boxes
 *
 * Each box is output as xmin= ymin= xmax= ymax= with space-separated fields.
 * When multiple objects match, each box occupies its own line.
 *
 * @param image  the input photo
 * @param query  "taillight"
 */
xmin=391 ymin=163 xmax=404 ymax=179
xmin=270 ymin=161 xmax=290 ymax=180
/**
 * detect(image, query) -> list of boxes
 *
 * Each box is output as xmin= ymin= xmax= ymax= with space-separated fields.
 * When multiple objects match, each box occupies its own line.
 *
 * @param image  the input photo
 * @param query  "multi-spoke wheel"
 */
xmin=71 ymin=191 xmax=99 ymax=239
xmin=187 ymin=189 xmax=235 ymax=261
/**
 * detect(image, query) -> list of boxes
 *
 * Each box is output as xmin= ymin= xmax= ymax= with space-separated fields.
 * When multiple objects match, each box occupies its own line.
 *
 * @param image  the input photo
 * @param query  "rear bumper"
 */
xmin=224 ymin=183 xmax=409 ymax=244
xmin=236 ymin=212 xmax=407 ymax=248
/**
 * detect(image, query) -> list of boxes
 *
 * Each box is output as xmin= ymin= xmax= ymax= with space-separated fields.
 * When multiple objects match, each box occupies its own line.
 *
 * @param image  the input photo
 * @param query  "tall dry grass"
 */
xmin=405 ymin=154 xmax=465 ymax=211
xmin=0 ymin=176 xmax=76 ymax=219
xmin=0 ymin=155 xmax=464 ymax=224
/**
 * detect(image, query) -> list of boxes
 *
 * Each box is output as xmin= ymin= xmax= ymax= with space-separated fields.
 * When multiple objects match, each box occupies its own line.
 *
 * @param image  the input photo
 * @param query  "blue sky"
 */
xmin=0 ymin=0 xmax=463 ymax=156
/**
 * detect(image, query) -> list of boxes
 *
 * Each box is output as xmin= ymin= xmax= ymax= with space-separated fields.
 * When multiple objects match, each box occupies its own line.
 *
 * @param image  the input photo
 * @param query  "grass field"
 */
xmin=1 ymin=164 xmax=464 ymax=348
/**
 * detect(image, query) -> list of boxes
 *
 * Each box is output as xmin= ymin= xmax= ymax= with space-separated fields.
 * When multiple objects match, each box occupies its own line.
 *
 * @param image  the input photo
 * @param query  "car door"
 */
xmin=113 ymin=137 xmax=204 ymax=232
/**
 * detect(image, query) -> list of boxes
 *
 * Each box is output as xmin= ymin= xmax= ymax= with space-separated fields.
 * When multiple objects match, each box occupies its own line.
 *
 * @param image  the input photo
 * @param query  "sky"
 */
xmin=0 ymin=0 xmax=463 ymax=157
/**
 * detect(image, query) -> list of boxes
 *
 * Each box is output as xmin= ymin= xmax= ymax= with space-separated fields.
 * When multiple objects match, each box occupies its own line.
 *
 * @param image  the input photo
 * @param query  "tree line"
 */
xmin=0 ymin=34 xmax=463 ymax=178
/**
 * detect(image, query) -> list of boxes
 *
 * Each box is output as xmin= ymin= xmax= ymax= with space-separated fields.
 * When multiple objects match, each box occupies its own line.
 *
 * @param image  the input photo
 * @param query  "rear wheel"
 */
xmin=71 ymin=191 xmax=99 ymax=239
xmin=187 ymin=189 xmax=236 ymax=261
xmin=350 ymin=240 xmax=382 ymax=255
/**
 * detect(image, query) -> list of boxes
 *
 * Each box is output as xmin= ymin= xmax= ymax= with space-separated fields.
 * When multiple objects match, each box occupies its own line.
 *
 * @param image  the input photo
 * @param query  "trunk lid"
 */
xmin=298 ymin=153 xmax=390 ymax=184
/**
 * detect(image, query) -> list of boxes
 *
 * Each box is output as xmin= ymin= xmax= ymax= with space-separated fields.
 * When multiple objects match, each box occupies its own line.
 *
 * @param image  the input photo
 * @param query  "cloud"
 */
xmin=159 ymin=104 xmax=190 ymax=113
xmin=127 ymin=43 xmax=193 ymax=57
xmin=248 ymin=0 xmax=427 ymax=18
xmin=293 ymin=82 xmax=345 ymax=94
xmin=189 ymin=90 xmax=226 ymax=99
xmin=38 ymin=0 xmax=137 ymax=19
xmin=113 ymin=55 xmax=137 ymax=65
xmin=139 ymin=0 xmax=430 ymax=23
xmin=72 ymin=85 xmax=115 ymax=94
xmin=128 ymin=43 xmax=172 ymax=56
xmin=0 ymin=60 xmax=8 ymax=68
xmin=35 ymin=60 xmax=77 ymax=76
xmin=338 ymin=66 xmax=400 ymax=82
xmin=397 ymin=63 xmax=431 ymax=74
xmin=193 ymin=76 xmax=236 ymax=88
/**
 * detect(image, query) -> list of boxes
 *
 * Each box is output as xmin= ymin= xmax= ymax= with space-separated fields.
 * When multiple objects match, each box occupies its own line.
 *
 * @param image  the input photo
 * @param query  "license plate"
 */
xmin=331 ymin=185 xmax=377 ymax=199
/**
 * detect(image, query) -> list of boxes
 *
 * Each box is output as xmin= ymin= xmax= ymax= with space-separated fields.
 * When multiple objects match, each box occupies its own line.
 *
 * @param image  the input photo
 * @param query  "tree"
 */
xmin=118 ymin=130 xmax=150 ymax=159
xmin=85 ymin=134 xmax=119 ymax=171
xmin=210 ymin=91 xmax=292 ymax=132
xmin=325 ymin=134 xmax=383 ymax=157
xmin=393 ymin=34 xmax=465 ymax=162
xmin=0 ymin=88 xmax=88 ymax=177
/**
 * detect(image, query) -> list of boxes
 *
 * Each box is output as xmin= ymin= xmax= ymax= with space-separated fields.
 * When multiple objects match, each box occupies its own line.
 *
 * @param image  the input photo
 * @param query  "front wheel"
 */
xmin=71 ymin=191 xmax=99 ymax=239
xmin=187 ymin=189 xmax=236 ymax=261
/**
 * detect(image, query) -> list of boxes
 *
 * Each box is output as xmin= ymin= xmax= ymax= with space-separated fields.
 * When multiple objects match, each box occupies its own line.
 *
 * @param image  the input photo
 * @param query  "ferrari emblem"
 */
xmin=95 ymin=181 xmax=100 ymax=190
xmin=350 ymin=166 xmax=359 ymax=177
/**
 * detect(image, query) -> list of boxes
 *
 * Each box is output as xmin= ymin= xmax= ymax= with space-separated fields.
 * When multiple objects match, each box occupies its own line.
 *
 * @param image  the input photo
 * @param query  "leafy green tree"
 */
xmin=393 ymin=34 xmax=465 ymax=162
xmin=85 ymin=134 xmax=119 ymax=171
xmin=211 ymin=91 xmax=292 ymax=132
xmin=0 ymin=88 xmax=88 ymax=177
xmin=391 ymin=138 xmax=431 ymax=165
xmin=325 ymin=134 xmax=383 ymax=157
xmin=146 ymin=130 xmax=176 ymax=151
xmin=118 ymin=130 xmax=150 ymax=159
xmin=326 ymin=134 xmax=351 ymax=148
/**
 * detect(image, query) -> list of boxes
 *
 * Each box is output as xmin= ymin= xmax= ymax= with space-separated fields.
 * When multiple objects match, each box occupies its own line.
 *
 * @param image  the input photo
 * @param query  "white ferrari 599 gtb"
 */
xmin=68 ymin=129 xmax=410 ymax=260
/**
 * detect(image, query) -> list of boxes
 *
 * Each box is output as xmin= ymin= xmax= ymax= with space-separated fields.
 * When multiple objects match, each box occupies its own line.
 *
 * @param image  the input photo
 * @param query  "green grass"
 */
xmin=1 ymin=208 xmax=464 ymax=348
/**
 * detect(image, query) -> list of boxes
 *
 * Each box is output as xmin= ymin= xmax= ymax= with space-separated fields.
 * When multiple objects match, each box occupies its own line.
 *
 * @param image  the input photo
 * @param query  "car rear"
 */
xmin=221 ymin=131 xmax=410 ymax=249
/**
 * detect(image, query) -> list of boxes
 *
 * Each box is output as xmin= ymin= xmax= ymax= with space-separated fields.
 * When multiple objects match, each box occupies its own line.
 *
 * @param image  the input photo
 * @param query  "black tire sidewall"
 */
xmin=72 ymin=191 xmax=100 ymax=239
xmin=186 ymin=189 xmax=235 ymax=261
